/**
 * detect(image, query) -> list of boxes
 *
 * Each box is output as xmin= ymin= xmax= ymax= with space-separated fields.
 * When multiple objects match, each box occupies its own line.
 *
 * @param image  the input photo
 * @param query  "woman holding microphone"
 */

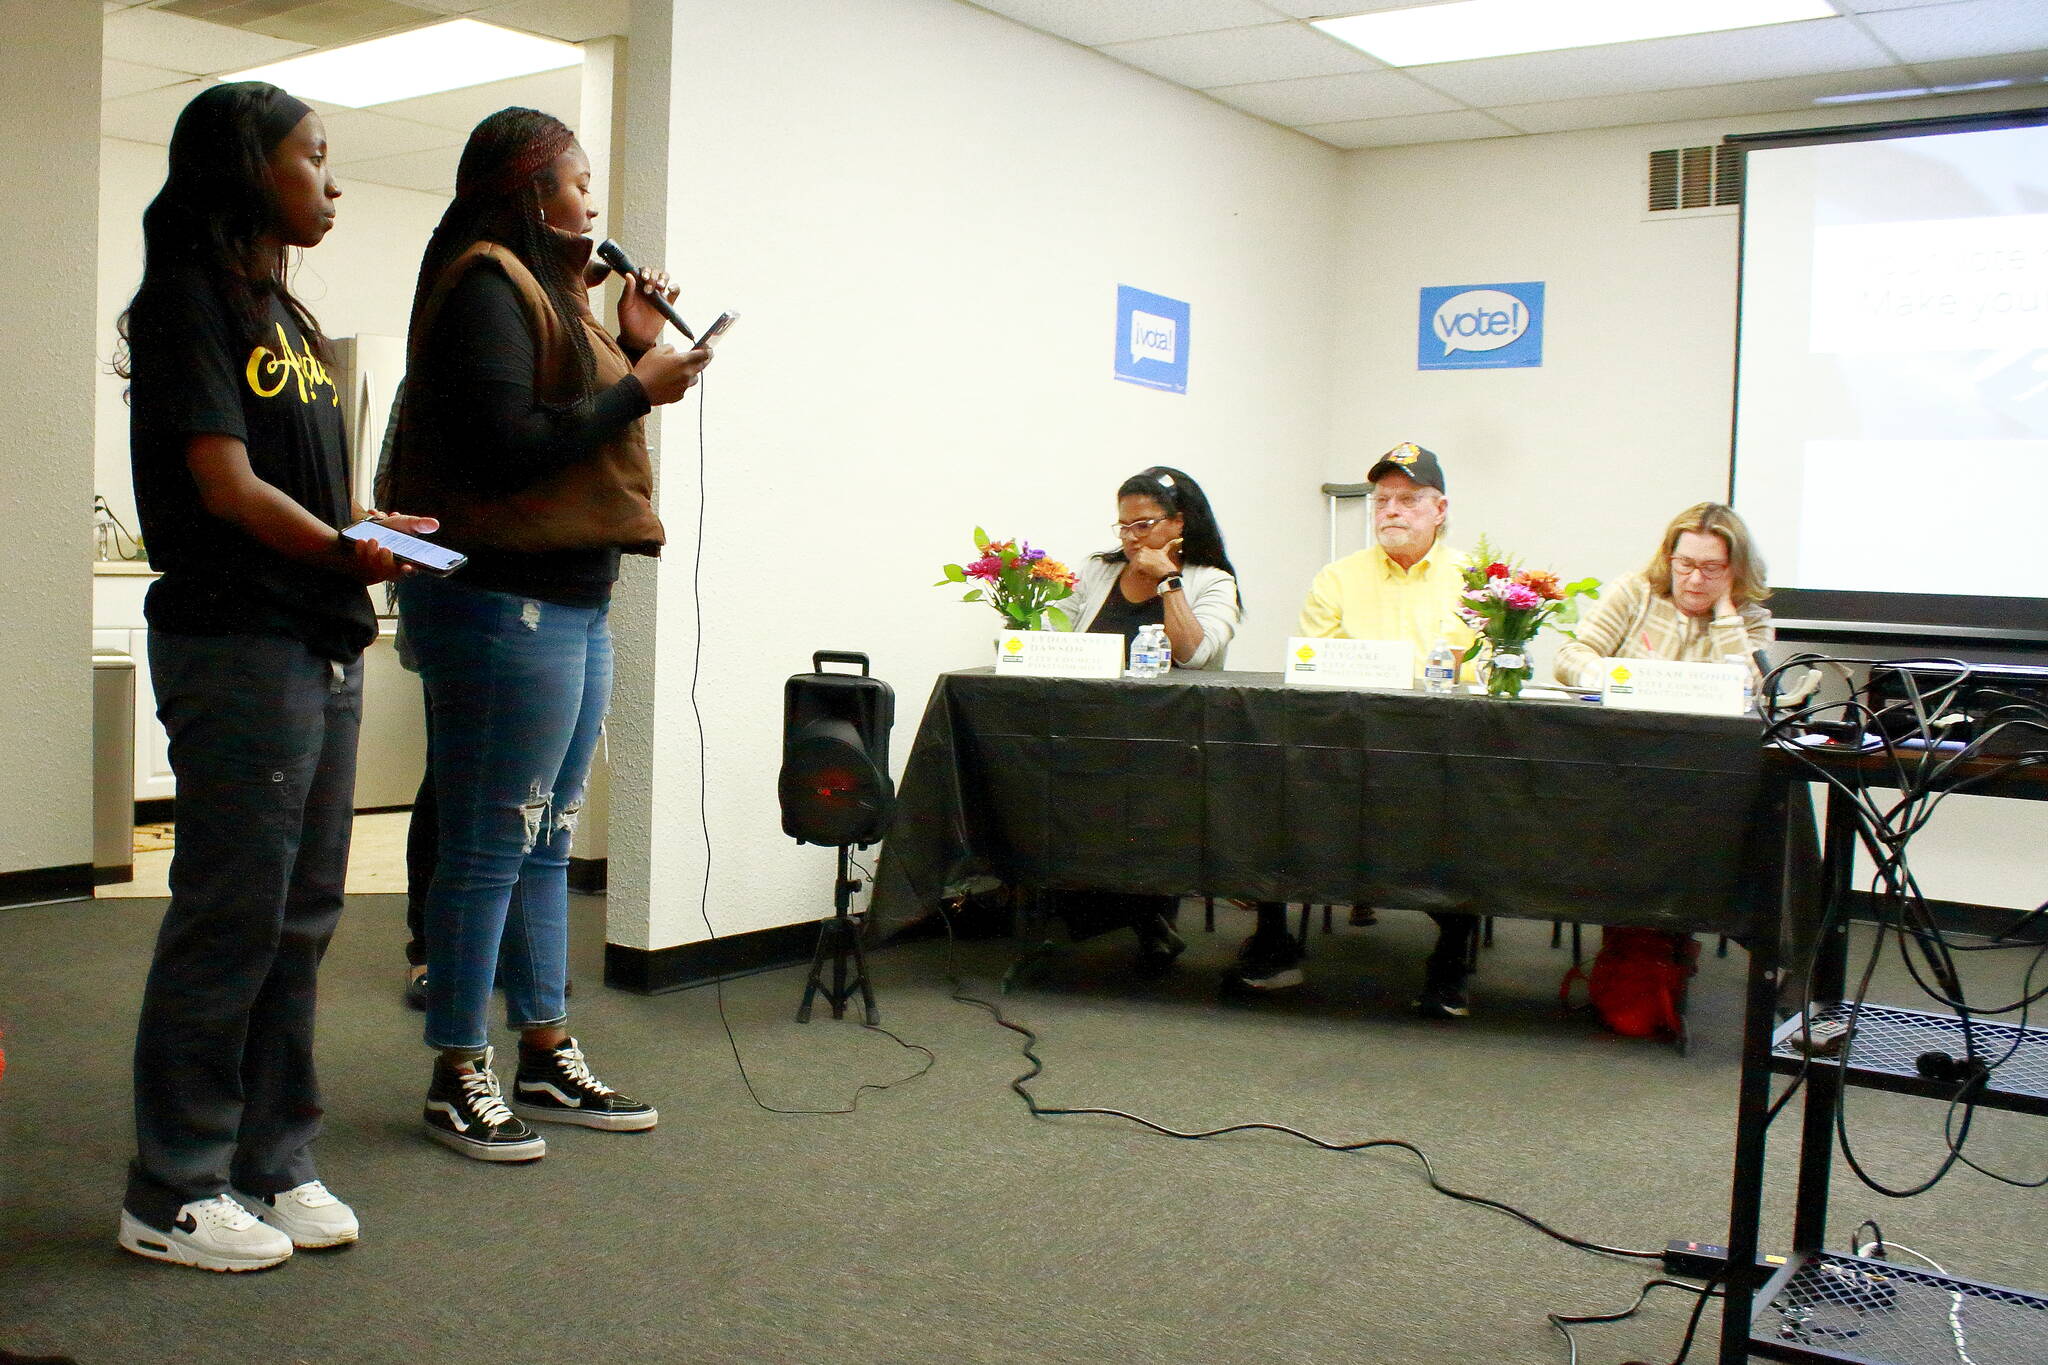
xmin=384 ymin=107 xmax=709 ymax=1160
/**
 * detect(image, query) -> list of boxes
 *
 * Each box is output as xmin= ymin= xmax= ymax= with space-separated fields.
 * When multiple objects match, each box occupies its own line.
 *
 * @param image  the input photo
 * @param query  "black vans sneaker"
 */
xmin=511 ymin=1038 xmax=657 ymax=1132
xmin=423 ymin=1048 xmax=546 ymax=1161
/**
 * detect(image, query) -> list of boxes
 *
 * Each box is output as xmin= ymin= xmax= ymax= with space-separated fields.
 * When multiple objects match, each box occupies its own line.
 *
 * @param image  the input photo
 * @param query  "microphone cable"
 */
xmin=679 ymin=371 xmax=934 ymax=1115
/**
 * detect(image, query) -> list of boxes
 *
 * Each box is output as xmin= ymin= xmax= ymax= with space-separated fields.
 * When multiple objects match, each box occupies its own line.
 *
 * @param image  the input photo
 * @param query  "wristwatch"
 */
xmin=1157 ymin=575 xmax=1184 ymax=596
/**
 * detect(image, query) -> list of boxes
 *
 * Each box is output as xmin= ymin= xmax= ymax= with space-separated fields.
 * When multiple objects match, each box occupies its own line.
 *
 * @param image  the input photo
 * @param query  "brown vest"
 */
xmin=386 ymin=240 xmax=664 ymax=556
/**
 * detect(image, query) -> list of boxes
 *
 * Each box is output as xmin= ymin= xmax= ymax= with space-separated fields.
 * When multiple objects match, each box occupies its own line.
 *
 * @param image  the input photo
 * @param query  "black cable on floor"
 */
xmin=1547 ymin=1277 xmax=1722 ymax=1365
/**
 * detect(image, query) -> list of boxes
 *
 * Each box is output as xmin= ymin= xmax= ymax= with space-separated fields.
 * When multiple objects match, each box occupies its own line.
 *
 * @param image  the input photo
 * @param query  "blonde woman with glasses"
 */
xmin=1554 ymin=501 xmax=1773 ymax=692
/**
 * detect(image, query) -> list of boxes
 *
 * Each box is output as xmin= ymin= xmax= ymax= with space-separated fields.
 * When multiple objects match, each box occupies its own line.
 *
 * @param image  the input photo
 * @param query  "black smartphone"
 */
xmin=341 ymin=520 xmax=466 ymax=576
xmin=693 ymin=312 xmax=738 ymax=350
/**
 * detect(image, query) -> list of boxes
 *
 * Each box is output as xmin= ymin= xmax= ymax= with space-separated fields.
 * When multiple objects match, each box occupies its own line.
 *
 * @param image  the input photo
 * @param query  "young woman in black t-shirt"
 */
xmin=115 ymin=81 xmax=437 ymax=1272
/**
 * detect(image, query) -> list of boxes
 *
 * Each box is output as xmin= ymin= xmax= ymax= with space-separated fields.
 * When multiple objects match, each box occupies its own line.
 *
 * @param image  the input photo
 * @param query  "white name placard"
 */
xmin=1283 ymin=637 xmax=1415 ymax=691
xmin=1600 ymin=658 xmax=1747 ymax=716
xmin=993 ymin=629 xmax=1125 ymax=679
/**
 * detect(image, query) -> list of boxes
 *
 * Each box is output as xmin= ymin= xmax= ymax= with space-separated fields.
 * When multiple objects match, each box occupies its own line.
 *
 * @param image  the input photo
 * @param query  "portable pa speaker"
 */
xmin=778 ymin=651 xmax=895 ymax=847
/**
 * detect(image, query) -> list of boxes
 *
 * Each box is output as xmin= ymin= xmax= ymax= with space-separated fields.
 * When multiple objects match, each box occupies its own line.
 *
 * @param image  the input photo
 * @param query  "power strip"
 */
xmin=1664 ymin=1238 xmax=1790 ymax=1280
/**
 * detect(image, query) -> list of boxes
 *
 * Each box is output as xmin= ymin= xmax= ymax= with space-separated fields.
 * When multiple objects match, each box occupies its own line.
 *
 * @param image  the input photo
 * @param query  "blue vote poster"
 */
xmin=1115 ymin=285 xmax=1190 ymax=393
xmin=1418 ymin=281 xmax=1544 ymax=370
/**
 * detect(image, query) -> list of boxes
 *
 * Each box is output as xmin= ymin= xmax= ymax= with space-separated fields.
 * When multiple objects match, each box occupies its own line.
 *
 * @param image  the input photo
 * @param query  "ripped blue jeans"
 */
xmin=397 ymin=576 xmax=611 ymax=1051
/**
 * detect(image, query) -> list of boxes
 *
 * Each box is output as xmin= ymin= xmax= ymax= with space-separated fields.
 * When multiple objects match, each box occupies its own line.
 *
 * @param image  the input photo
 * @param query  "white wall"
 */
xmin=0 ymin=0 xmax=99 ymax=882
xmin=1327 ymin=89 xmax=2048 ymax=909
xmin=612 ymin=0 xmax=1343 ymax=949
xmin=94 ymin=137 xmax=450 ymax=532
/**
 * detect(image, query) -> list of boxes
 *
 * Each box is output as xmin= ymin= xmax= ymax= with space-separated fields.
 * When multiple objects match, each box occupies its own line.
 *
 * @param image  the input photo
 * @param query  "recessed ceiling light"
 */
xmin=1313 ymin=0 xmax=1837 ymax=67
xmin=226 ymin=18 xmax=581 ymax=109
xmin=1814 ymin=77 xmax=2023 ymax=105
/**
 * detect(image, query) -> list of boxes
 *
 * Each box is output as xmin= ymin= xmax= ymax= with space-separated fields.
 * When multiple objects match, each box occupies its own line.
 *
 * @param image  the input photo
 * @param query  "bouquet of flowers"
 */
xmin=1456 ymin=536 xmax=1599 ymax=698
xmin=936 ymin=527 xmax=1079 ymax=633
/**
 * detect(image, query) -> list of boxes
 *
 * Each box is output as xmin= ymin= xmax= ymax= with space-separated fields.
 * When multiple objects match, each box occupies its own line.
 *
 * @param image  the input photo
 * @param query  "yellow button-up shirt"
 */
xmin=1297 ymin=539 xmax=1477 ymax=673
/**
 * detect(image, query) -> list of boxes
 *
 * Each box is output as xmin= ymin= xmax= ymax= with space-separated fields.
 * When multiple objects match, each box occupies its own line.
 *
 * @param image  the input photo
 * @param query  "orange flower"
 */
xmin=1031 ymin=557 xmax=1076 ymax=587
xmin=1518 ymin=569 xmax=1562 ymax=600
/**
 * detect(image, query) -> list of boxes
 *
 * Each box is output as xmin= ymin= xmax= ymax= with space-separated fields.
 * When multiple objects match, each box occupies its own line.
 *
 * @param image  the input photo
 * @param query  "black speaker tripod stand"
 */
xmin=796 ymin=845 xmax=879 ymax=1026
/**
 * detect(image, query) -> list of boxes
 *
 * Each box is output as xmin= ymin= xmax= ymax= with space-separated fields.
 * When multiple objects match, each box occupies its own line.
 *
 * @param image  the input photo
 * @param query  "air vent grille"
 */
xmin=1647 ymin=144 xmax=1743 ymax=212
xmin=154 ymin=0 xmax=438 ymax=47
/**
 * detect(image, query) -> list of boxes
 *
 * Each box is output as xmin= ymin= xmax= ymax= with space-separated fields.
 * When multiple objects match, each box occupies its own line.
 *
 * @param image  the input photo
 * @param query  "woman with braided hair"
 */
xmin=384 ymin=107 xmax=709 ymax=1160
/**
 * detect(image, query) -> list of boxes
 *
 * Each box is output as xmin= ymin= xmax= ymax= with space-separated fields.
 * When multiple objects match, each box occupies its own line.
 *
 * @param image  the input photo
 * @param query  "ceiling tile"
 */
xmin=323 ymin=108 xmax=468 ymax=165
xmin=963 ymin=0 xmax=1277 ymax=47
xmin=1487 ymin=67 xmax=1923 ymax=134
xmin=1251 ymin=0 xmax=1463 ymax=16
xmin=1413 ymin=18 xmax=1896 ymax=106
xmin=1831 ymin=0 xmax=1981 ymax=11
xmin=1205 ymin=69 xmax=1461 ymax=124
xmin=1100 ymin=22 xmax=1381 ymax=88
xmin=103 ymin=58 xmax=192 ymax=101
xmin=472 ymin=0 xmax=630 ymax=42
xmin=1855 ymin=0 xmax=2048 ymax=63
xmin=102 ymin=7 xmax=311 ymax=75
xmin=1907 ymin=52 xmax=2048 ymax=84
xmin=101 ymin=79 xmax=216 ymax=145
xmin=334 ymin=144 xmax=461 ymax=194
xmin=1298 ymin=108 xmax=1519 ymax=149
xmin=366 ymin=65 xmax=584 ymax=134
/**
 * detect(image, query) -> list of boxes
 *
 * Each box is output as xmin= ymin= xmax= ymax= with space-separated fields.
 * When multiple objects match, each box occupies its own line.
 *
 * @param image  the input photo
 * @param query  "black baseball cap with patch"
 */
xmin=1366 ymin=442 xmax=1445 ymax=492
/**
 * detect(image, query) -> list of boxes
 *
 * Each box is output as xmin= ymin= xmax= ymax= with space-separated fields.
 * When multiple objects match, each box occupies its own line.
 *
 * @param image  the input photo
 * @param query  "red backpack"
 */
xmin=1561 ymin=928 xmax=1699 ymax=1039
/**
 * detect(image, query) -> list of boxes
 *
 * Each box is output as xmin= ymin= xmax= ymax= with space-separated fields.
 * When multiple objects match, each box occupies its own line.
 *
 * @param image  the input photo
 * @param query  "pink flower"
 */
xmin=964 ymin=553 xmax=1003 ymax=582
xmin=1503 ymin=584 xmax=1541 ymax=611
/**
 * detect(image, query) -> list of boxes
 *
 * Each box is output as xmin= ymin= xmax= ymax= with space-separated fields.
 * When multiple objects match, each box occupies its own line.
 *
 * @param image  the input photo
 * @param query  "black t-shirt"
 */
xmin=128 ymin=268 xmax=375 ymax=662
xmin=1087 ymin=578 xmax=1166 ymax=645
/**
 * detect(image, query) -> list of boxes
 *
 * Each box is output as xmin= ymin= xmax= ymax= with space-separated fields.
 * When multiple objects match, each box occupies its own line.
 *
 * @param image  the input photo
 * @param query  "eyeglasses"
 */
xmin=1370 ymin=491 xmax=1437 ymax=511
xmin=1114 ymin=518 xmax=1168 ymax=538
xmin=1668 ymin=555 xmax=1731 ymax=579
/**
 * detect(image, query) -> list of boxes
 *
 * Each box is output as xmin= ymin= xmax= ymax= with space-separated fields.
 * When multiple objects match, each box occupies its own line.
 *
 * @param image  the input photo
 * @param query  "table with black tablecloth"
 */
xmin=871 ymin=668 xmax=1781 ymax=942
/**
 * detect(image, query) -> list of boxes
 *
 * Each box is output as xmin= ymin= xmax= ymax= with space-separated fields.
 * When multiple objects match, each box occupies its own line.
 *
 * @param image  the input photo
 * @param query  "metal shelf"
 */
xmin=1769 ymin=1002 xmax=2048 ymax=1117
xmin=1750 ymin=1250 xmax=2048 ymax=1365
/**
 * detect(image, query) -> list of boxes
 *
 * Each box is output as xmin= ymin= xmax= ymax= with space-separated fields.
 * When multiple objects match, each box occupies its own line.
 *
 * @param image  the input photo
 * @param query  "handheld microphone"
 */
xmin=594 ymin=238 xmax=695 ymax=342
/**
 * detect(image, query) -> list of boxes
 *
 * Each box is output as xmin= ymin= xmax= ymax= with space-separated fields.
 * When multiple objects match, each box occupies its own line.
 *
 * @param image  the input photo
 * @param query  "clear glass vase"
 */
xmin=1484 ymin=640 xmax=1535 ymax=699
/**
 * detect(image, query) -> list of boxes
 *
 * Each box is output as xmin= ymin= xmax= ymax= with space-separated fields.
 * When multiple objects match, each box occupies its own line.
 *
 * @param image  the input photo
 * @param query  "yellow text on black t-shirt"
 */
xmin=245 ymin=322 xmax=337 ymax=406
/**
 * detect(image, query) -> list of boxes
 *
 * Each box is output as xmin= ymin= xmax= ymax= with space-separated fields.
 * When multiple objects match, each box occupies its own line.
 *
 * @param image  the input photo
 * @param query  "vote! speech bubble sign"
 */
xmin=1116 ymin=285 xmax=1190 ymax=393
xmin=1417 ymin=281 xmax=1544 ymax=370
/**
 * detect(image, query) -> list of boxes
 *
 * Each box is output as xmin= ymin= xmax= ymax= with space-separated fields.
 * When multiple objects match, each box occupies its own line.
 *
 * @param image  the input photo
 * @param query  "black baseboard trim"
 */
xmin=568 ymin=857 xmax=608 ymax=895
xmin=93 ymin=864 xmax=134 ymax=887
xmin=1 ymin=863 xmax=94 ymax=909
xmin=605 ymin=919 xmax=823 ymax=994
xmin=135 ymin=798 xmax=174 ymax=825
xmin=1846 ymin=890 xmax=2047 ymax=943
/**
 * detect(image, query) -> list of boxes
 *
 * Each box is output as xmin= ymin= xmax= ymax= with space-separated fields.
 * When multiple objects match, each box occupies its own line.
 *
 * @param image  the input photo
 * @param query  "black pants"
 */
xmin=403 ymin=701 xmax=436 ymax=967
xmin=127 ymin=634 xmax=361 ymax=1231
xmin=1252 ymin=902 xmax=1477 ymax=985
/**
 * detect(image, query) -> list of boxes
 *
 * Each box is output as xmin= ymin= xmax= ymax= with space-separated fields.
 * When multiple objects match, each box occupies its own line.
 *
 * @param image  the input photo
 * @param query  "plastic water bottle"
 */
xmin=1424 ymin=639 xmax=1457 ymax=694
xmin=1149 ymin=624 xmax=1172 ymax=676
xmin=1128 ymin=630 xmax=1149 ymax=677
xmin=1724 ymin=653 xmax=1756 ymax=713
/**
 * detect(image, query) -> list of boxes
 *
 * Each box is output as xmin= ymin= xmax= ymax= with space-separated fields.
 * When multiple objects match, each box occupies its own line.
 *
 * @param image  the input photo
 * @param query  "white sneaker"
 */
xmin=118 ymin=1194 xmax=293 ymax=1272
xmin=233 ymin=1180 xmax=360 ymax=1249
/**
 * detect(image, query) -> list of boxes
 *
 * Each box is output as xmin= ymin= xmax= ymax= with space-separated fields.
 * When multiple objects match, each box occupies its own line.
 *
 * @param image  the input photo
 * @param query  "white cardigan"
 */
xmin=1060 ymin=556 xmax=1241 ymax=670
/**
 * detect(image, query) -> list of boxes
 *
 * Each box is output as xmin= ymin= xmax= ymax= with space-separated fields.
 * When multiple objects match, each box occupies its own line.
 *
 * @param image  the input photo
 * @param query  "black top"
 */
xmin=128 ymin=267 xmax=375 ymax=662
xmin=1086 ymin=577 xmax=1166 ymax=645
xmin=410 ymin=264 xmax=651 ymax=607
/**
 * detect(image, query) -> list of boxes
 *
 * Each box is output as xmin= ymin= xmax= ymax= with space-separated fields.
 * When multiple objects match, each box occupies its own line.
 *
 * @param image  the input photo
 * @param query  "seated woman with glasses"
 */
xmin=1048 ymin=466 xmax=1243 ymax=970
xmin=1063 ymin=465 xmax=1242 ymax=670
xmin=1554 ymin=501 xmax=1772 ymax=692
xmin=1550 ymin=501 xmax=1772 ymax=1039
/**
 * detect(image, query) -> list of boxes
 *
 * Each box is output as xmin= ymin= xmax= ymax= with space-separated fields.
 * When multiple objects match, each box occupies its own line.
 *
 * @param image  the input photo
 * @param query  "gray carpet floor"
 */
xmin=2 ymin=893 xmax=2042 ymax=1364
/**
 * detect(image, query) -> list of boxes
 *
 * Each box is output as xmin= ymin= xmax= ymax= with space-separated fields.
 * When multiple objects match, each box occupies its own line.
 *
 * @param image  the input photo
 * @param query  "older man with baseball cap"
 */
xmin=1223 ymin=443 xmax=1482 ymax=1019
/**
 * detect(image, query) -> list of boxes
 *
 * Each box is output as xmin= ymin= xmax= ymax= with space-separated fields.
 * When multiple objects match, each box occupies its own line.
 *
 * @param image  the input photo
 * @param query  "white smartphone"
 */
xmin=341 ymin=520 xmax=466 ymax=576
xmin=694 ymin=311 xmax=739 ymax=350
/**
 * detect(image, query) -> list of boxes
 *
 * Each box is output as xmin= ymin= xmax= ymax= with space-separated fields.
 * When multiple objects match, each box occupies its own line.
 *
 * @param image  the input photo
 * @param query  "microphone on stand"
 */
xmin=594 ymin=238 xmax=695 ymax=342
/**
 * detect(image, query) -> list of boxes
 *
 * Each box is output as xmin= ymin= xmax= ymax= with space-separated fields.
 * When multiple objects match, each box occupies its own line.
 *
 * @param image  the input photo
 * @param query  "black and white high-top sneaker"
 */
xmin=423 ymin=1048 xmax=546 ymax=1161
xmin=511 ymin=1038 xmax=657 ymax=1131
